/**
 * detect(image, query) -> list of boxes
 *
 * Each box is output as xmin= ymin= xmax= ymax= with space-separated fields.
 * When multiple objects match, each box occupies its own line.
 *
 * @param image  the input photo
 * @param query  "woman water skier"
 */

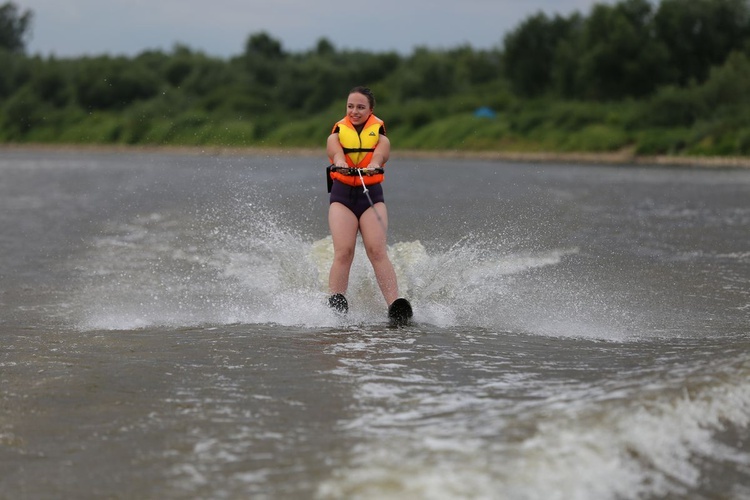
xmin=325 ymin=86 xmax=412 ymax=323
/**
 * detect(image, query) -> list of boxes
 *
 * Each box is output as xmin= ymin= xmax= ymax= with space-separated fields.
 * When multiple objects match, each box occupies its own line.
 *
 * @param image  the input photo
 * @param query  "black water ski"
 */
xmin=388 ymin=298 xmax=413 ymax=326
xmin=328 ymin=293 xmax=348 ymax=313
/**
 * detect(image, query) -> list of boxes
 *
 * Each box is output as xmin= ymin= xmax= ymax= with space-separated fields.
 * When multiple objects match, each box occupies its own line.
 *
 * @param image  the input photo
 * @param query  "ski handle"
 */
xmin=326 ymin=165 xmax=384 ymax=192
xmin=328 ymin=165 xmax=384 ymax=175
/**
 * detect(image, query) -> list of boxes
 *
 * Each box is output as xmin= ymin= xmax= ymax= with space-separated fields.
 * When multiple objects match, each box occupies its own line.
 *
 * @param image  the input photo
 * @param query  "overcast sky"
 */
xmin=17 ymin=0 xmax=617 ymax=58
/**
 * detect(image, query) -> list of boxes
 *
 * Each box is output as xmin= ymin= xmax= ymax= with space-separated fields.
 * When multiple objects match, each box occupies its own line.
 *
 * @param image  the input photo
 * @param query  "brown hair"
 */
xmin=349 ymin=86 xmax=376 ymax=109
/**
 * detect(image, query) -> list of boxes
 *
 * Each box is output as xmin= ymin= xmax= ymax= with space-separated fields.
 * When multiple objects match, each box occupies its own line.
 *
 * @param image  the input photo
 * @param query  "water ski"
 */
xmin=328 ymin=293 xmax=348 ymax=313
xmin=388 ymin=298 xmax=413 ymax=326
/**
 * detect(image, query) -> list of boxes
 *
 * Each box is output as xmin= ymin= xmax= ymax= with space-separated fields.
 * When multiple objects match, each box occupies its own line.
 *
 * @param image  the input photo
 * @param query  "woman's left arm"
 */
xmin=369 ymin=135 xmax=390 ymax=169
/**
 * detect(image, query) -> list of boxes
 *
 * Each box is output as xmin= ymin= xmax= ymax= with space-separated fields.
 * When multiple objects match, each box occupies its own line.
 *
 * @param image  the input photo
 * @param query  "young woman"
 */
xmin=325 ymin=86 xmax=412 ymax=323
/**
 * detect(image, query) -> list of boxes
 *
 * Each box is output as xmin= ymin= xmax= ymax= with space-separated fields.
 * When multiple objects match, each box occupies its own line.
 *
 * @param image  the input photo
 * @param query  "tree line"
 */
xmin=2 ymin=0 xmax=750 ymax=157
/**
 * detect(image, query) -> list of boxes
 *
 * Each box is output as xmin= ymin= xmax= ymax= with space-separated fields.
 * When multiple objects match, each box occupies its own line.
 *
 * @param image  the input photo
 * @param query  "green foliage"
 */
xmin=54 ymin=112 xmax=123 ymax=144
xmin=0 ymin=49 xmax=28 ymax=98
xmin=642 ymin=51 xmax=750 ymax=128
xmin=503 ymin=12 xmax=580 ymax=97
xmin=736 ymin=128 xmax=750 ymax=154
xmin=576 ymin=0 xmax=671 ymax=99
xmin=561 ymin=124 xmax=631 ymax=152
xmin=503 ymin=0 xmax=750 ymax=101
xmin=632 ymin=128 xmax=689 ymax=155
xmin=0 ymin=1 xmax=31 ymax=52
xmin=72 ymin=56 xmax=161 ymax=110
xmin=4 ymin=0 xmax=750 ymax=158
xmin=395 ymin=113 xmax=512 ymax=150
xmin=696 ymin=51 xmax=750 ymax=116
xmin=654 ymin=0 xmax=750 ymax=85
xmin=265 ymin=117 xmax=328 ymax=147
xmin=642 ymin=85 xmax=703 ymax=128
xmin=1 ymin=85 xmax=47 ymax=138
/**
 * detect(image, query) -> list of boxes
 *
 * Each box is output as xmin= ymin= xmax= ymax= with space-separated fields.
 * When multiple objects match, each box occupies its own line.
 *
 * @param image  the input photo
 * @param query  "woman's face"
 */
xmin=346 ymin=92 xmax=372 ymax=126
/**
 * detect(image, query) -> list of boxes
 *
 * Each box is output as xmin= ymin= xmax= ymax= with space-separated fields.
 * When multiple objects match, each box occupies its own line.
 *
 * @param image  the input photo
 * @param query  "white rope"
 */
xmin=356 ymin=168 xmax=387 ymax=233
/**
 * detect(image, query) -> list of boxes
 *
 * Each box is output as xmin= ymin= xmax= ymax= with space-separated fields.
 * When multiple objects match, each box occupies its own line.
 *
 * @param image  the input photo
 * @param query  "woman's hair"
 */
xmin=349 ymin=86 xmax=376 ymax=109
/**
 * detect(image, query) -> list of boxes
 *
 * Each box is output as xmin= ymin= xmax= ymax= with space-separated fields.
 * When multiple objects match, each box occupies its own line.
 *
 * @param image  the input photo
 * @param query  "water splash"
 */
xmin=75 ymin=201 xmax=633 ymax=339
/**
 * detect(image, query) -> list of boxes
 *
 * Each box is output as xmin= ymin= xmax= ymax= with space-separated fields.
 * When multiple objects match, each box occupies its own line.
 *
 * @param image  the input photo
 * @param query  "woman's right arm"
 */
xmin=327 ymin=134 xmax=347 ymax=167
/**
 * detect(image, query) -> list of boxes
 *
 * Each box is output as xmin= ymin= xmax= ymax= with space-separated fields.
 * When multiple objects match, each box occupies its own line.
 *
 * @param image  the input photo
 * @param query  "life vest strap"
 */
xmin=343 ymin=147 xmax=376 ymax=154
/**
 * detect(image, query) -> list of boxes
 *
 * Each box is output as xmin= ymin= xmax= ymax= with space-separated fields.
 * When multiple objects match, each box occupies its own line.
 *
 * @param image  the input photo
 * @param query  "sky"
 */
xmin=16 ymin=0 xmax=617 ymax=58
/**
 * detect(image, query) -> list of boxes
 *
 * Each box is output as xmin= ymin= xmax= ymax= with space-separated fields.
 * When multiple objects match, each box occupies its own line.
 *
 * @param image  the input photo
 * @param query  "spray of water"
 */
xmin=75 ymin=199 xmax=637 ymax=339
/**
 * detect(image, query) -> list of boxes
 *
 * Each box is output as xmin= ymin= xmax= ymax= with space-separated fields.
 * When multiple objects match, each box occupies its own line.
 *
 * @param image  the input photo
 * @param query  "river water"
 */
xmin=1 ymin=149 xmax=748 ymax=499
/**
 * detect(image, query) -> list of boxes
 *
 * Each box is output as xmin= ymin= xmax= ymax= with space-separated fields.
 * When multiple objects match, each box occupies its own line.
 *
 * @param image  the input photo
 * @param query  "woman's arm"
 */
xmin=369 ymin=134 xmax=390 ymax=169
xmin=327 ymin=133 xmax=347 ymax=167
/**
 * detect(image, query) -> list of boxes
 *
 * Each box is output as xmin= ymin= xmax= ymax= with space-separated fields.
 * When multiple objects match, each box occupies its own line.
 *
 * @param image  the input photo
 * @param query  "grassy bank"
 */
xmin=6 ymin=66 xmax=750 ymax=164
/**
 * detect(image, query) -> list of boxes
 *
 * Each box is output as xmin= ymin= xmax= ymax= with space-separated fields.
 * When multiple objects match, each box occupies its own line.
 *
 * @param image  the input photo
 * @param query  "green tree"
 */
xmin=503 ymin=12 xmax=578 ymax=97
xmin=576 ymin=0 xmax=670 ymax=99
xmin=243 ymin=32 xmax=285 ymax=86
xmin=314 ymin=37 xmax=335 ymax=57
xmin=395 ymin=48 xmax=458 ymax=99
xmin=0 ymin=1 xmax=32 ymax=53
xmin=0 ymin=48 xmax=29 ymax=98
xmin=1 ymin=85 xmax=48 ymax=138
xmin=696 ymin=50 xmax=750 ymax=116
xmin=245 ymin=31 xmax=284 ymax=59
xmin=550 ymin=17 xmax=585 ymax=98
xmin=447 ymin=45 xmax=502 ymax=87
xmin=654 ymin=0 xmax=750 ymax=86
xmin=28 ymin=56 xmax=72 ymax=107
xmin=72 ymin=56 xmax=161 ymax=110
xmin=175 ymin=52 xmax=234 ymax=97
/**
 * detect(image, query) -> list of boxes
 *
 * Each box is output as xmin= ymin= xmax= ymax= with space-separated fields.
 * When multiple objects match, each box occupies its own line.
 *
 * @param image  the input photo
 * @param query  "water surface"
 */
xmin=1 ymin=149 xmax=748 ymax=499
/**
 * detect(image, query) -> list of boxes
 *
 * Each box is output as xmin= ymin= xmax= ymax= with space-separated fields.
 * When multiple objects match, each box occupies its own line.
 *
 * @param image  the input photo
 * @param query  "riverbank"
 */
xmin=2 ymin=143 xmax=749 ymax=169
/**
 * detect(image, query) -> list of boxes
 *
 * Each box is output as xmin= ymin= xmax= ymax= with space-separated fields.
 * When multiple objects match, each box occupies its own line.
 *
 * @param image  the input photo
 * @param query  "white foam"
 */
xmin=316 ymin=362 xmax=750 ymax=500
xmin=75 ymin=204 xmax=632 ymax=339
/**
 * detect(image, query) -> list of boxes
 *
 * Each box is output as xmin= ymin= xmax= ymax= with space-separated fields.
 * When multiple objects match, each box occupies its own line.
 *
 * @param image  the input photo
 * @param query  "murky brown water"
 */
xmin=1 ymin=149 xmax=749 ymax=499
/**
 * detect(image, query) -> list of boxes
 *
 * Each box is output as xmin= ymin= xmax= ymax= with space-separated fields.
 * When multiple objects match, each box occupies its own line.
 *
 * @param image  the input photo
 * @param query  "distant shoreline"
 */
xmin=2 ymin=143 xmax=749 ymax=169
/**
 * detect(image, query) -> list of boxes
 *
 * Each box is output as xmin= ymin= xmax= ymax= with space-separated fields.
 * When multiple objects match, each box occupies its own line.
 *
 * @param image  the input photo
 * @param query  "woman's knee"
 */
xmin=334 ymin=246 xmax=355 ymax=265
xmin=365 ymin=244 xmax=388 ymax=263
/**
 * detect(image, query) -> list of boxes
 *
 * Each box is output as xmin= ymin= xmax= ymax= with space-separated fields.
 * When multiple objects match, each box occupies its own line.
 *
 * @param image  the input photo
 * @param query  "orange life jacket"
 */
xmin=329 ymin=114 xmax=386 ymax=187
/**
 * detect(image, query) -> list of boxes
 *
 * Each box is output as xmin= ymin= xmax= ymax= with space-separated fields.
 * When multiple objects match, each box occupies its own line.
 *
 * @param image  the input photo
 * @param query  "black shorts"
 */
xmin=329 ymin=180 xmax=384 ymax=219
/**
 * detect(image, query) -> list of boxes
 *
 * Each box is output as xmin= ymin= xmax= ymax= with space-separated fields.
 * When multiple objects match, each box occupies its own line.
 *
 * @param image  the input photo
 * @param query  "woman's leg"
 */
xmin=359 ymin=202 xmax=399 ymax=305
xmin=328 ymin=202 xmax=359 ymax=295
